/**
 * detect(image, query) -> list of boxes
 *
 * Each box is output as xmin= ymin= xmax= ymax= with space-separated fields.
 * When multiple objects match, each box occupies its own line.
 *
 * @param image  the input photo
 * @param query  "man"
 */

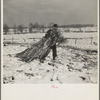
xmin=16 ymin=24 xmax=62 ymax=63
xmin=50 ymin=24 xmax=58 ymax=60
xmin=40 ymin=24 xmax=61 ymax=62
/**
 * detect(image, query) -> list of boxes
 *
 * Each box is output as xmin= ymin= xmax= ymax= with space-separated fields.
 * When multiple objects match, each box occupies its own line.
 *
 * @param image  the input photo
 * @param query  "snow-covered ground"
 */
xmin=3 ymin=44 xmax=98 ymax=84
xmin=4 ymin=32 xmax=97 ymax=39
xmin=3 ymin=31 xmax=98 ymax=84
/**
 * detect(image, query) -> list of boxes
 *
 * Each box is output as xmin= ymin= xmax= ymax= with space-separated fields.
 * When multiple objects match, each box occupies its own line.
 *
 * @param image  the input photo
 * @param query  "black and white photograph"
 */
xmin=3 ymin=0 xmax=98 ymax=84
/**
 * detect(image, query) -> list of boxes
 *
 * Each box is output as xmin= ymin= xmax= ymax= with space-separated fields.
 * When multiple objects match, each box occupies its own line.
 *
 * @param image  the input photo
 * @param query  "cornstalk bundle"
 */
xmin=16 ymin=29 xmax=65 ymax=62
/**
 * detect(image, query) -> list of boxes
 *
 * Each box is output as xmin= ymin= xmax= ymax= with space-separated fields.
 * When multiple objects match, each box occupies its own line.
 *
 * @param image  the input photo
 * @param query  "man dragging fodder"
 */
xmin=16 ymin=24 xmax=65 ymax=63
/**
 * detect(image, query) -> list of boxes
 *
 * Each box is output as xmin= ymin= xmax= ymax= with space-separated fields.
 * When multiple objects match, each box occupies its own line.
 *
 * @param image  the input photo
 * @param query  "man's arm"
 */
xmin=44 ymin=29 xmax=52 ymax=38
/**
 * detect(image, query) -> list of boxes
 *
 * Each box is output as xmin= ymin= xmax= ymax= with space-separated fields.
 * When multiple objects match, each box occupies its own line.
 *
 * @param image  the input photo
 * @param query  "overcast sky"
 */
xmin=3 ymin=0 xmax=97 ymax=26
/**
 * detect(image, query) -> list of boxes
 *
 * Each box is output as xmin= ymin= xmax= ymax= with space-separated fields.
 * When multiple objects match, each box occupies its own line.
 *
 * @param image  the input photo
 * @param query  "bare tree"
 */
xmin=17 ymin=25 xmax=24 ymax=34
xmin=40 ymin=24 xmax=45 ymax=32
xmin=13 ymin=25 xmax=17 ymax=34
xmin=24 ymin=27 xmax=28 ymax=33
xmin=3 ymin=24 xmax=9 ymax=35
xmin=33 ymin=22 xmax=39 ymax=29
xmin=32 ymin=22 xmax=40 ymax=33
xmin=29 ymin=23 xmax=33 ymax=33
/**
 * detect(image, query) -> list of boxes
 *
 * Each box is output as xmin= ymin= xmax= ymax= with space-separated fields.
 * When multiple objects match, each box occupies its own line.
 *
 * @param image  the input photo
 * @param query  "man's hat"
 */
xmin=53 ymin=24 xmax=58 ymax=27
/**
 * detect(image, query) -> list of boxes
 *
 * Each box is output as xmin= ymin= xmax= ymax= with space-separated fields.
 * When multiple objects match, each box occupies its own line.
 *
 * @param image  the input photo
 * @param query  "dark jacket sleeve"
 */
xmin=44 ymin=29 xmax=52 ymax=39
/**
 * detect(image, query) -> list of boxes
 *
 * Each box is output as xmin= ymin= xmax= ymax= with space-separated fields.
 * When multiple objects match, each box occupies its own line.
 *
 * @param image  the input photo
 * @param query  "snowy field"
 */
xmin=3 ymin=32 xmax=98 ymax=84
xmin=4 ymin=32 xmax=97 ymax=39
xmin=4 ymin=32 xmax=98 ymax=50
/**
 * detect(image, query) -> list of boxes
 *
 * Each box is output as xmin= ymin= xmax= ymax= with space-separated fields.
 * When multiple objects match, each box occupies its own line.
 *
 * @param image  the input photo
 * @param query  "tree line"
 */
xmin=3 ymin=22 xmax=48 ymax=34
xmin=3 ymin=23 xmax=96 ymax=35
xmin=59 ymin=24 xmax=95 ymax=28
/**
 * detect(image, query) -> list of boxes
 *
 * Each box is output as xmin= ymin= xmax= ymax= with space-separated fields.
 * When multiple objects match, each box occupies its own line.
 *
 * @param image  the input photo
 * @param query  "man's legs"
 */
xmin=51 ymin=44 xmax=57 ymax=60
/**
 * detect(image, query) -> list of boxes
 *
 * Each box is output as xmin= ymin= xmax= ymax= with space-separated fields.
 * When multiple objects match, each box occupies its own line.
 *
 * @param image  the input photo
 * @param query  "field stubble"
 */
xmin=3 ymin=32 xmax=98 ymax=84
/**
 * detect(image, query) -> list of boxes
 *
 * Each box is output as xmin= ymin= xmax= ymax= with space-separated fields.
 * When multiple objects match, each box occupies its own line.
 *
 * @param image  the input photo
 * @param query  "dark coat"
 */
xmin=44 ymin=28 xmax=61 ymax=46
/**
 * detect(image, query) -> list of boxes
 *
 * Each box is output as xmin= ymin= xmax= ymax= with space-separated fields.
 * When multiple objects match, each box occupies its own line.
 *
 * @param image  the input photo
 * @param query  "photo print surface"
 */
xmin=3 ymin=0 xmax=98 ymax=84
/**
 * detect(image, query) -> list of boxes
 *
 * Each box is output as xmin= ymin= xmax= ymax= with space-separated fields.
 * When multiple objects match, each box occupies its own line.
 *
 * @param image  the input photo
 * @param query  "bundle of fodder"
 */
xmin=16 ymin=29 xmax=65 ymax=62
